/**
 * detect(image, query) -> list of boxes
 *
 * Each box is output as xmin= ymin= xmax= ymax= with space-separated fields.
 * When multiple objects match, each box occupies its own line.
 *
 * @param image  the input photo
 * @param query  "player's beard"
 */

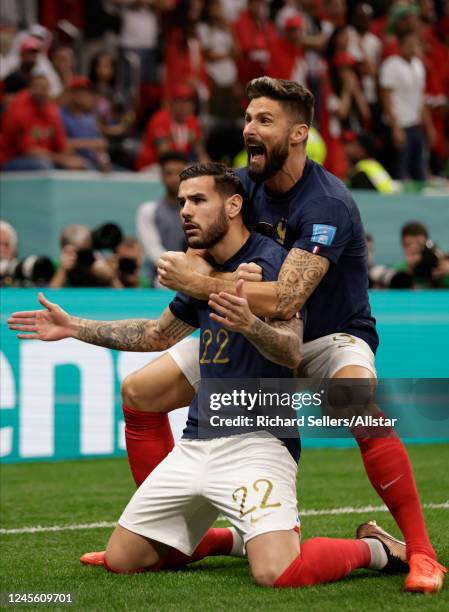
xmin=186 ymin=207 xmax=229 ymax=249
xmin=247 ymin=139 xmax=290 ymax=183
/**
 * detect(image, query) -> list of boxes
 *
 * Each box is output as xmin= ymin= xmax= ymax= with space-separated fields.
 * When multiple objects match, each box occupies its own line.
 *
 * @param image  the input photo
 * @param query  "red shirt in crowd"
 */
xmin=233 ymin=10 xmax=279 ymax=84
xmin=163 ymin=29 xmax=208 ymax=101
xmin=137 ymin=107 xmax=202 ymax=170
xmin=1 ymin=90 xmax=66 ymax=165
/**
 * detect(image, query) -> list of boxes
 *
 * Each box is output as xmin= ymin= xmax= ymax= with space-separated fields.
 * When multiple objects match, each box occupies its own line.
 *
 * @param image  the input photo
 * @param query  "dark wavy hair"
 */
xmin=246 ymin=77 xmax=315 ymax=126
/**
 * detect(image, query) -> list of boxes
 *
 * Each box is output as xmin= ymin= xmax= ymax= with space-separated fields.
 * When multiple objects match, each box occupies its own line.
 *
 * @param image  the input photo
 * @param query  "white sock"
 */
xmin=229 ymin=527 xmax=245 ymax=557
xmin=363 ymin=538 xmax=388 ymax=570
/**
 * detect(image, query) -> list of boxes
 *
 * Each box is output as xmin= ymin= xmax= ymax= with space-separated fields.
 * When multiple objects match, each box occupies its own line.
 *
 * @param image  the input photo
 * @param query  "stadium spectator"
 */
xmin=395 ymin=221 xmax=449 ymax=288
xmin=51 ymin=45 xmax=76 ymax=92
xmin=89 ymin=51 xmax=136 ymax=168
xmin=89 ymin=52 xmax=118 ymax=125
xmin=197 ymin=0 xmax=239 ymax=121
xmin=321 ymin=0 xmax=348 ymax=37
xmin=379 ymin=31 xmax=433 ymax=181
xmin=136 ymin=84 xmax=208 ymax=170
xmin=1 ymin=73 xmax=85 ymax=171
xmin=60 ymin=76 xmax=111 ymax=171
xmin=347 ymin=3 xmax=382 ymax=108
xmin=80 ymin=0 xmax=121 ymax=76
xmin=49 ymin=223 xmax=123 ymax=288
xmin=136 ymin=151 xmax=187 ymax=283
xmin=320 ymin=26 xmax=370 ymax=178
xmin=382 ymin=2 xmax=420 ymax=58
xmin=0 ymin=220 xmax=18 ymax=285
xmin=110 ymin=236 xmax=146 ymax=288
xmin=118 ymin=0 xmax=161 ymax=91
xmin=163 ymin=0 xmax=209 ymax=103
xmin=268 ymin=15 xmax=308 ymax=84
xmin=233 ymin=0 xmax=279 ymax=86
xmin=4 ymin=36 xmax=41 ymax=96
xmin=22 ymin=25 xmax=65 ymax=97
xmin=344 ymin=131 xmax=397 ymax=193
xmin=420 ymin=6 xmax=449 ymax=174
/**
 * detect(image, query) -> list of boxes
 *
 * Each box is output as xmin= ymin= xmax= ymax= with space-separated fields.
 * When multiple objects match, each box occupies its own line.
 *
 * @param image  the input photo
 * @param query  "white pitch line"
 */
xmin=1 ymin=502 xmax=448 ymax=535
xmin=301 ymin=502 xmax=449 ymax=517
xmin=0 ymin=521 xmax=116 ymax=535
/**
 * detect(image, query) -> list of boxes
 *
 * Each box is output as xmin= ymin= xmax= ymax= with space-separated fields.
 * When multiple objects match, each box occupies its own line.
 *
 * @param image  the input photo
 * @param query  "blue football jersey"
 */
xmin=169 ymin=232 xmax=301 ymax=462
xmin=236 ymin=160 xmax=378 ymax=353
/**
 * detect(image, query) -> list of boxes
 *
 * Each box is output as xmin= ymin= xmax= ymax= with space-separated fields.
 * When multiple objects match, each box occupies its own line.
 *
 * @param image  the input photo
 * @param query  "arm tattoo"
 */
xmin=74 ymin=314 xmax=194 ymax=352
xmin=275 ymin=248 xmax=329 ymax=319
xmin=243 ymin=317 xmax=302 ymax=369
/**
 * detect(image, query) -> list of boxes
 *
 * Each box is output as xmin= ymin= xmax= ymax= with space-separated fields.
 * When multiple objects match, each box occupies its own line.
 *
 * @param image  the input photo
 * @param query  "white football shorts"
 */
xmin=168 ymin=332 xmax=376 ymax=389
xmin=118 ymin=432 xmax=299 ymax=555
xmin=297 ymin=332 xmax=377 ymax=378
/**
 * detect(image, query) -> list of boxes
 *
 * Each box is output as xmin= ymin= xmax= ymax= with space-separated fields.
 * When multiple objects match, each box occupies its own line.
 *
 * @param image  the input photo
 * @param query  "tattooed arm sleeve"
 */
xmin=71 ymin=307 xmax=196 ymax=352
xmin=243 ymin=315 xmax=303 ymax=369
xmin=273 ymin=248 xmax=329 ymax=319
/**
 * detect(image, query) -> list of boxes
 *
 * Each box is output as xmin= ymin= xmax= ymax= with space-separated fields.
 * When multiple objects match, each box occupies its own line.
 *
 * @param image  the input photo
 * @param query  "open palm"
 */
xmin=8 ymin=293 xmax=73 ymax=341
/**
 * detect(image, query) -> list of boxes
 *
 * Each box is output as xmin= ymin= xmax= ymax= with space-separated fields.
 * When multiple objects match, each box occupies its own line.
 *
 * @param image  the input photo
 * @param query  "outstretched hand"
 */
xmin=208 ymin=279 xmax=256 ymax=334
xmin=8 ymin=292 xmax=73 ymax=341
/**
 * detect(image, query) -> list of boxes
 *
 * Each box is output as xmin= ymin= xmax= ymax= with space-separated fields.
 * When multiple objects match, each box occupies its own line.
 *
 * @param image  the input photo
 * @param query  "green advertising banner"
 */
xmin=1 ymin=289 xmax=449 ymax=463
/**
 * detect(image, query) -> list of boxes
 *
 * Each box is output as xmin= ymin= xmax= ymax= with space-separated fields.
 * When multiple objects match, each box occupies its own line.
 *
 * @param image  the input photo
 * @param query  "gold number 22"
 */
xmin=232 ymin=478 xmax=281 ymax=519
xmin=199 ymin=328 xmax=230 ymax=364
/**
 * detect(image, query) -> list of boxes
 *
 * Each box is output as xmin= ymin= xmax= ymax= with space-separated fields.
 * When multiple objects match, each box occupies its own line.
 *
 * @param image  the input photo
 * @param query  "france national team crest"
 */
xmin=310 ymin=224 xmax=336 ymax=246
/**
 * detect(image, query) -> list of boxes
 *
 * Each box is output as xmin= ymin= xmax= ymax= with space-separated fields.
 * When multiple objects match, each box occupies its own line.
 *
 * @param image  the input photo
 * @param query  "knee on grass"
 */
xmin=251 ymin=560 xmax=288 ymax=587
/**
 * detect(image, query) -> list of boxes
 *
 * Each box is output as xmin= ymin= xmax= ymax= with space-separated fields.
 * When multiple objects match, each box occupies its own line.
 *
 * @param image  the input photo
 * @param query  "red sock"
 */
xmin=274 ymin=538 xmax=370 ymax=587
xmin=122 ymin=404 xmax=174 ymax=487
xmin=160 ymin=528 xmax=235 ymax=569
xmin=122 ymin=405 xmax=235 ymax=568
xmin=357 ymin=434 xmax=435 ymax=560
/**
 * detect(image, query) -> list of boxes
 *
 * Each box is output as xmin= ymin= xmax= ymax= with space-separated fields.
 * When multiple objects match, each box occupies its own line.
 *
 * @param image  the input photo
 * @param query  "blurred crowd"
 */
xmin=1 ymin=0 xmax=448 ymax=183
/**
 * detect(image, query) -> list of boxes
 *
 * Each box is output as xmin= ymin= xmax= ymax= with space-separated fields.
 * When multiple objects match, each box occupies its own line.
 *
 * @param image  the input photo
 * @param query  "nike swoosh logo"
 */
xmin=379 ymin=474 xmax=403 ymax=490
xmin=250 ymin=512 xmax=274 ymax=525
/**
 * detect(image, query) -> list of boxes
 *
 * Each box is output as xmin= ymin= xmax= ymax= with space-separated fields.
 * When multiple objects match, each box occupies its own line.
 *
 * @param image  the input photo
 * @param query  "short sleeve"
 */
xmin=169 ymin=292 xmax=200 ymax=328
xmin=291 ymin=197 xmax=353 ymax=264
xmin=379 ymin=58 xmax=397 ymax=89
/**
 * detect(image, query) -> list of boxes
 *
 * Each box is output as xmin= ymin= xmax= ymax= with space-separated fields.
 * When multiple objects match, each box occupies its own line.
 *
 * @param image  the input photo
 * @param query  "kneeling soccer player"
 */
xmin=9 ymin=163 xmax=408 ymax=586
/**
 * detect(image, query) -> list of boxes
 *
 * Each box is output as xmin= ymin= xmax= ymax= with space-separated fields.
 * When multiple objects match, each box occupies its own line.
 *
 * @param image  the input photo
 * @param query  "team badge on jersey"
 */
xmin=310 ymin=224 xmax=336 ymax=246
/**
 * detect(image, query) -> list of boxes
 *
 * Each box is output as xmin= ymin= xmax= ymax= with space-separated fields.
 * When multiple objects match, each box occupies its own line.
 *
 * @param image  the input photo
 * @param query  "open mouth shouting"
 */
xmin=246 ymin=142 xmax=267 ymax=166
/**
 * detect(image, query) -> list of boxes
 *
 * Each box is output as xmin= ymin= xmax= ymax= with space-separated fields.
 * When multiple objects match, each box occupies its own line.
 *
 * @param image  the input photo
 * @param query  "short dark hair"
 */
xmin=159 ymin=151 xmax=188 ymax=167
xmin=401 ymin=221 xmax=429 ymax=240
xmin=246 ymin=77 xmax=315 ymax=126
xmin=179 ymin=162 xmax=248 ymax=222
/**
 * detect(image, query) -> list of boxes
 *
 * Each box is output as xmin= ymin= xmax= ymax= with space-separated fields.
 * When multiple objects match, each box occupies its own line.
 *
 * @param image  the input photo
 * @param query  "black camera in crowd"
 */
xmin=68 ymin=223 xmax=124 ymax=287
xmin=0 ymin=255 xmax=55 ymax=287
xmin=369 ymin=241 xmax=445 ymax=289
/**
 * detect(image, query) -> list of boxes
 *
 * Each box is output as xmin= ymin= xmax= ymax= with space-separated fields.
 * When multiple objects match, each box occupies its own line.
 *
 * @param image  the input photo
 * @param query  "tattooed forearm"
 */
xmin=275 ymin=248 xmax=329 ymax=319
xmin=243 ymin=317 xmax=302 ymax=369
xmin=72 ymin=310 xmax=195 ymax=351
xmin=74 ymin=318 xmax=162 ymax=351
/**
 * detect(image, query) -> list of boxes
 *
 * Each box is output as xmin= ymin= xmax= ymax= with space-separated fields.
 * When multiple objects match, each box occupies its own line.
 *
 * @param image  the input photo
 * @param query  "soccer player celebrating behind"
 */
xmin=9 ymin=164 xmax=409 ymax=586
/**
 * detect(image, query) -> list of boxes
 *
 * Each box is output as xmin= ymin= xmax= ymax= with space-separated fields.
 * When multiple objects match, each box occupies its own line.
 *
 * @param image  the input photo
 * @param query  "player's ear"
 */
xmin=226 ymin=194 xmax=243 ymax=220
xmin=291 ymin=123 xmax=309 ymax=147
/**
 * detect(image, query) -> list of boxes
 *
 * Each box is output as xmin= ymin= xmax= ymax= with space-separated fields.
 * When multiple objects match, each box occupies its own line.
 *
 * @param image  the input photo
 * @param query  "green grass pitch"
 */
xmin=1 ymin=444 xmax=448 ymax=611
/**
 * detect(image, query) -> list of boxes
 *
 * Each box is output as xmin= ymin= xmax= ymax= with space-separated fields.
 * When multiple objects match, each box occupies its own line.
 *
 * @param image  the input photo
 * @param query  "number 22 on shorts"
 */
xmin=232 ymin=478 xmax=281 ymax=524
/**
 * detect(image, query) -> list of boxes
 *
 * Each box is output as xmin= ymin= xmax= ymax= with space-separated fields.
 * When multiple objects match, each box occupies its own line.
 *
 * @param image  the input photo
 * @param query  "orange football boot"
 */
xmin=80 ymin=551 xmax=106 ymax=566
xmin=405 ymin=554 xmax=447 ymax=593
